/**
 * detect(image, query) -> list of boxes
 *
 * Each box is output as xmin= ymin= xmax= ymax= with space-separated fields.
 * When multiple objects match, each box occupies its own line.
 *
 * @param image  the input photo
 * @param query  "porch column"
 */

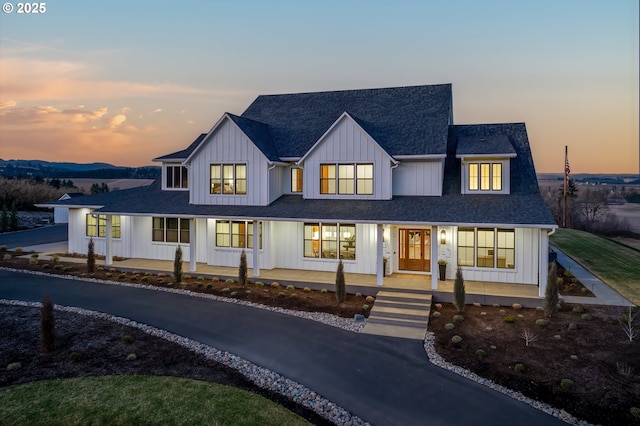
xmin=105 ymin=215 xmax=112 ymax=266
xmin=431 ymin=225 xmax=438 ymax=290
xmin=253 ymin=220 xmax=261 ymax=277
xmin=189 ymin=218 xmax=197 ymax=273
xmin=538 ymin=229 xmax=549 ymax=297
xmin=376 ymin=224 xmax=384 ymax=286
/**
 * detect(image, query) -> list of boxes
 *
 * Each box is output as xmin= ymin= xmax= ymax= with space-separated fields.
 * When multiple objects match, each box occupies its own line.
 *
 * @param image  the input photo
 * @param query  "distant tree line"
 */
xmin=1 ymin=165 xmax=160 ymax=180
xmin=0 ymin=177 xmax=72 ymax=211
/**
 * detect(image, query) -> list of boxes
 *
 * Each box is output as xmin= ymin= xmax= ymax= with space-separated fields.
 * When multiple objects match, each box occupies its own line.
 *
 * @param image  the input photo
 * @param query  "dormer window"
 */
xmin=210 ymin=164 xmax=247 ymax=195
xmin=320 ymin=163 xmax=373 ymax=195
xmin=166 ymin=165 xmax=188 ymax=189
xmin=469 ymin=162 xmax=502 ymax=191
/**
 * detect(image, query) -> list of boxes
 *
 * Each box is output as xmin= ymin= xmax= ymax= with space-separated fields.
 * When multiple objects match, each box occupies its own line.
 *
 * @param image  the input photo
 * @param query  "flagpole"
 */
xmin=563 ymin=145 xmax=568 ymax=228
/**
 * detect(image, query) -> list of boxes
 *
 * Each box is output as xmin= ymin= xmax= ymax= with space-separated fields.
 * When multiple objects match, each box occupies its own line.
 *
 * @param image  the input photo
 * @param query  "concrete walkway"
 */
xmin=551 ymin=245 xmax=632 ymax=306
xmin=0 ymin=269 xmax=565 ymax=426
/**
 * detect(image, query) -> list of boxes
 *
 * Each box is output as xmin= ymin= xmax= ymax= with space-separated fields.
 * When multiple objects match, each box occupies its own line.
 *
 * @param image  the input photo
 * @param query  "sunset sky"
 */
xmin=0 ymin=0 xmax=638 ymax=174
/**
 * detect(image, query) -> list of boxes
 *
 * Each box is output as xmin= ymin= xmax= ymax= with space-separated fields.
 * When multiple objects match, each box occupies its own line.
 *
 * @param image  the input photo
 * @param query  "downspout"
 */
xmin=547 ymin=228 xmax=556 ymax=237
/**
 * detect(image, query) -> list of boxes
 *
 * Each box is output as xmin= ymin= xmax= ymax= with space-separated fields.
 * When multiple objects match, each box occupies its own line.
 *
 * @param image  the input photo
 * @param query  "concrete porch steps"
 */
xmin=362 ymin=290 xmax=432 ymax=340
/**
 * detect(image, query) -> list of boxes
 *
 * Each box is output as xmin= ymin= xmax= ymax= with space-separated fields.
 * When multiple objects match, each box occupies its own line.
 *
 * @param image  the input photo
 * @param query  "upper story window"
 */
xmin=469 ymin=162 xmax=502 ymax=191
xmin=457 ymin=227 xmax=514 ymax=269
xmin=291 ymin=168 xmax=303 ymax=193
xmin=210 ymin=164 xmax=246 ymax=195
xmin=152 ymin=217 xmax=190 ymax=244
xmin=86 ymin=214 xmax=121 ymax=238
xmin=320 ymin=163 xmax=373 ymax=195
xmin=166 ymin=165 xmax=188 ymax=189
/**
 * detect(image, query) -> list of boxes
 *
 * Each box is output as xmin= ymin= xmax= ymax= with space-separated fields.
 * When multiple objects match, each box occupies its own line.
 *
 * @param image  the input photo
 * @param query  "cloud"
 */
xmin=109 ymin=114 xmax=127 ymax=128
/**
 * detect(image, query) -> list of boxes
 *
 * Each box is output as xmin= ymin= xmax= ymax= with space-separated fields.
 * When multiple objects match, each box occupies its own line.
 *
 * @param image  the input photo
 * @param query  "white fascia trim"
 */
xmin=280 ymin=157 xmax=301 ymax=162
xmin=297 ymin=112 xmax=398 ymax=165
xmin=35 ymin=203 xmax=105 ymax=209
xmin=457 ymin=153 xmax=517 ymax=160
xmin=152 ymin=157 xmax=187 ymax=163
xmin=394 ymin=154 xmax=447 ymax=160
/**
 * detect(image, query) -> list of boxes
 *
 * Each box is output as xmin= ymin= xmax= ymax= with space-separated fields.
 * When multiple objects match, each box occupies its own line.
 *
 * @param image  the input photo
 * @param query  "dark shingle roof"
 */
xmin=226 ymin=114 xmax=280 ymax=162
xmin=153 ymin=133 xmax=206 ymax=161
xmin=240 ymin=84 xmax=452 ymax=157
xmin=456 ymin=135 xmax=516 ymax=157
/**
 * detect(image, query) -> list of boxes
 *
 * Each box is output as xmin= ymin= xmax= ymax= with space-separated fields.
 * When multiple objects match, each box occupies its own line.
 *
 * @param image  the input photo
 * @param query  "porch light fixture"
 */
xmin=440 ymin=229 xmax=447 ymax=245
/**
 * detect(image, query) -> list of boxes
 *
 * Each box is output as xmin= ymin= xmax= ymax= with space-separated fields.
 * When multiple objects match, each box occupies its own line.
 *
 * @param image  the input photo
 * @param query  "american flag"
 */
xmin=564 ymin=147 xmax=570 ymax=182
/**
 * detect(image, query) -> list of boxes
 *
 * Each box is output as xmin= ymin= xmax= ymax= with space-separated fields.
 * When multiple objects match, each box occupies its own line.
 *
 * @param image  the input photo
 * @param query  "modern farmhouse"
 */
xmin=43 ymin=84 xmax=557 ymax=296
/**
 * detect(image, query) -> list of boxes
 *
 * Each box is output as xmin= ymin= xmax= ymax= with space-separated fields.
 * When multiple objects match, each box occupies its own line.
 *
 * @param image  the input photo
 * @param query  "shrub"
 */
xmin=630 ymin=407 xmax=640 ymax=420
xmin=335 ymin=260 xmax=346 ymax=304
xmin=197 ymin=276 xmax=204 ymax=281
xmin=145 ymin=272 xmax=152 ymax=276
xmin=222 ymin=288 xmax=230 ymax=293
xmin=118 ymin=274 xmax=126 ymax=279
xmin=29 ymin=253 xmax=39 ymax=265
xmin=245 ymin=290 xmax=251 ymax=294
xmin=255 ymin=281 xmax=264 ymax=287
xmin=535 ymin=319 xmax=549 ymax=327
xmin=40 ymin=296 xmax=55 ymax=353
xmin=157 ymin=272 xmax=166 ymax=277
xmin=431 ymin=311 xmax=441 ymax=318
xmin=365 ymin=295 xmax=375 ymax=303
xmin=141 ymin=276 xmax=149 ymax=282
xmin=105 ymin=272 xmax=112 ymax=278
xmin=130 ymin=276 xmax=137 ymax=281
xmin=503 ymin=316 xmax=516 ymax=324
xmin=87 ymin=238 xmax=95 ymax=273
xmin=14 ymin=247 xmax=23 ymax=255
xmin=581 ymin=313 xmax=592 ymax=321
xmin=239 ymin=250 xmax=247 ymax=288
xmin=355 ymin=292 xmax=362 ymax=297
xmin=453 ymin=314 xmax=464 ymax=323
xmin=512 ymin=303 xmax=522 ymax=310
xmin=475 ymin=349 xmax=486 ymax=358
xmin=226 ymin=278 xmax=235 ymax=284
xmin=69 ymin=352 xmax=81 ymax=363
xmin=451 ymin=335 xmax=463 ymax=345
xmin=212 ymin=277 xmax=220 ymax=283
xmin=544 ymin=261 xmax=559 ymax=316
xmin=3 ymin=253 xmax=11 ymax=261
xmin=173 ymin=246 xmax=183 ymax=283
xmin=0 ymin=245 xmax=7 ymax=252
xmin=303 ymin=287 xmax=311 ymax=292
xmin=42 ymin=264 xmax=50 ymax=269
xmin=514 ymin=363 xmax=526 ymax=373
xmin=230 ymin=291 xmax=237 ymax=297
xmin=6 ymin=362 xmax=21 ymax=371
xmin=270 ymin=282 xmax=280 ymax=288
xmin=453 ymin=266 xmax=465 ymax=313
xmin=278 ymin=292 xmax=286 ymax=298
xmin=183 ymin=274 xmax=192 ymax=280
xmin=196 ymin=283 xmax=202 ymax=288
xmin=157 ymin=278 xmax=164 ymax=284
xmin=444 ymin=323 xmax=455 ymax=330
xmin=321 ymin=288 xmax=328 ymax=293
xmin=126 ymin=353 xmax=137 ymax=361
xmin=572 ymin=306 xmax=584 ymax=313
xmin=362 ymin=304 xmax=370 ymax=311
xmin=206 ymin=284 xmax=212 ymax=289
xmin=560 ymin=378 xmax=573 ymax=391
xmin=121 ymin=335 xmax=133 ymax=344
xmin=290 ymin=293 xmax=298 ymax=299
xmin=568 ymin=322 xmax=577 ymax=330
xmin=286 ymin=284 xmax=295 ymax=290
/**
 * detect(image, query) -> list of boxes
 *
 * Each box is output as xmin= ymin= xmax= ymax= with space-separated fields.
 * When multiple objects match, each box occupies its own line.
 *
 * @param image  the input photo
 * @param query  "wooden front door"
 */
xmin=398 ymin=229 xmax=431 ymax=272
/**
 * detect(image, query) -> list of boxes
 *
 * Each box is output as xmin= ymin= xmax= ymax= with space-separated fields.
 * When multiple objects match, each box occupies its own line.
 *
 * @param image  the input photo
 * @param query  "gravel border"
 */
xmin=0 ymin=298 xmax=368 ymax=426
xmin=3 ymin=266 xmax=591 ymax=424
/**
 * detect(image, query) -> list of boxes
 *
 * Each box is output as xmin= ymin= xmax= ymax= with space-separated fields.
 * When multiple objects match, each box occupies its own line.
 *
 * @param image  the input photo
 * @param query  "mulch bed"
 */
xmin=431 ymin=303 xmax=640 ymax=426
xmin=0 ymin=305 xmax=333 ymax=425
xmin=556 ymin=262 xmax=595 ymax=297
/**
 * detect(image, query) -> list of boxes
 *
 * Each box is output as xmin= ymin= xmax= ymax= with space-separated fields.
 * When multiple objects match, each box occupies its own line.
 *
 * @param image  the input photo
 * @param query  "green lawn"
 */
xmin=550 ymin=228 xmax=640 ymax=305
xmin=0 ymin=376 xmax=311 ymax=426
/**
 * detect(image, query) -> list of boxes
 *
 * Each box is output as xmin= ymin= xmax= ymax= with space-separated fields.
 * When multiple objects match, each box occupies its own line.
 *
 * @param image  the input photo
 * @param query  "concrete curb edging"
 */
xmin=1 ymin=299 xmax=368 ymax=426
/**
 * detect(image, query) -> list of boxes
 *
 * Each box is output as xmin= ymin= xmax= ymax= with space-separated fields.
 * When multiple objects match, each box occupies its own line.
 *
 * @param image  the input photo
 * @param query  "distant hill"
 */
xmin=538 ymin=173 xmax=640 ymax=185
xmin=0 ymin=159 xmax=160 ymax=179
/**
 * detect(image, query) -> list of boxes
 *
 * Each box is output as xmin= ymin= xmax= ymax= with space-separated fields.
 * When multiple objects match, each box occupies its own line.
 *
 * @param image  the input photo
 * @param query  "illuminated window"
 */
xmin=86 ymin=214 xmax=120 ymax=238
xmin=210 ymin=164 xmax=246 ymax=195
xmin=216 ymin=220 xmax=261 ymax=248
xmin=166 ymin=165 xmax=188 ymax=189
xmin=152 ymin=217 xmax=190 ymax=243
xmin=457 ymin=227 xmax=515 ymax=269
xmin=304 ymin=223 xmax=356 ymax=260
xmin=320 ymin=163 xmax=373 ymax=195
xmin=291 ymin=168 xmax=303 ymax=192
xmin=468 ymin=162 xmax=503 ymax=192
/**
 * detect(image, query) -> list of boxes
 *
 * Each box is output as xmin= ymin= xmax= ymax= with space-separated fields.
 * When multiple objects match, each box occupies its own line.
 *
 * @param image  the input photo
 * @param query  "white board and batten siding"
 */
xmin=444 ymin=226 xmax=541 ymax=285
xmin=67 ymin=208 xmax=130 ymax=258
xmin=302 ymin=116 xmax=393 ymax=200
xmin=271 ymin=221 xmax=379 ymax=274
xmin=392 ymin=160 xmax=444 ymax=196
xmin=189 ymin=118 xmax=271 ymax=206
xmin=204 ymin=219 xmax=272 ymax=269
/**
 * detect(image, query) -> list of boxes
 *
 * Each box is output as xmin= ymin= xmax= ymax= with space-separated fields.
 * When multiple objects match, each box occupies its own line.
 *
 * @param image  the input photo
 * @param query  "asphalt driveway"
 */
xmin=0 ymin=224 xmax=67 ymax=249
xmin=0 ymin=269 xmax=565 ymax=426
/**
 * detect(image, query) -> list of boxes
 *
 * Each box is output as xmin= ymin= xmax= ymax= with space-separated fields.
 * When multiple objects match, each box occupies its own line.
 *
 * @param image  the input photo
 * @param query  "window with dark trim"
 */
xmin=166 ymin=165 xmax=188 ymax=189
xmin=86 ymin=214 xmax=120 ymax=238
xmin=303 ymin=223 xmax=356 ymax=260
xmin=215 ymin=220 xmax=262 ymax=248
xmin=457 ymin=227 xmax=515 ymax=269
xmin=320 ymin=163 xmax=373 ymax=195
xmin=152 ymin=217 xmax=190 ymax=243
xmin=210 ymin=164 xmax=247 ymax=195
